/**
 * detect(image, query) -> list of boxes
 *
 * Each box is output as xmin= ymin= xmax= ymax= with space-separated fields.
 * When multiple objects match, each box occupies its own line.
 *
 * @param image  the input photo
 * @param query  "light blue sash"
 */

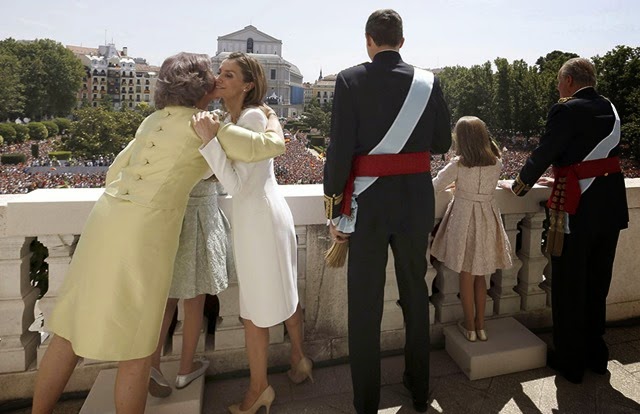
xmin=336 ymin=68 xmax=434 ymax=233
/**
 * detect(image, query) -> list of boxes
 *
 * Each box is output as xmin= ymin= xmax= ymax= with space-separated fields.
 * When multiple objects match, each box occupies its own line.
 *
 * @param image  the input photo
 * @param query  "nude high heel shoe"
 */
xmin=287 ymin=357 xmax=314 ymax=384
xmin=228 ymin=385 xmax=275 ymax=414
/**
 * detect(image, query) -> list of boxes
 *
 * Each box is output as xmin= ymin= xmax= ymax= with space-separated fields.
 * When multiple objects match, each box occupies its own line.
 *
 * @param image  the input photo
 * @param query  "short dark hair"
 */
xmin=365 ymin=9 xmax=403 ymax=47
xmin=558 ymin=58 xmax=597 ymax=88
xmin=225 ymin=52 xmax=267 ymax=108
xmin=154 ymin=52 xmax=216 ymax=109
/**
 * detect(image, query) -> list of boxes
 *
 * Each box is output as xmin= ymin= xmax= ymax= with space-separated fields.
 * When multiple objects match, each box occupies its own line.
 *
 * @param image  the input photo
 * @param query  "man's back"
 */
xmin=324 ymin=50 xmax=451 ymax=229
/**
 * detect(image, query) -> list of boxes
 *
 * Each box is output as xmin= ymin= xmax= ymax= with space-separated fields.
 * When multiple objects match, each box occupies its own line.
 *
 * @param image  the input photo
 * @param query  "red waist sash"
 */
xmin=547 ymin=156 xmax=621 ymax=214
xmin=341 ymin=151 xmax=431 ymax=216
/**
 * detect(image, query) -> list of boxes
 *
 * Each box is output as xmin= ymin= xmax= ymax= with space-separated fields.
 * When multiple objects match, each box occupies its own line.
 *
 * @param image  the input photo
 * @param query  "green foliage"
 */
xmin=302 ymin=98 xmax=331 ymax=136
xmin=113 ymin=107 xmax=145 ymax=142
xmin=62 ymin=106 xmax=129 ymax=158
xmin=0 ymin=123 xmax=17 ymax=144
xmin=30 ymin=239 xmax=49 ymax=298
xmin=1 ymin=152 xmax=27 ymax=164
xmin=0 ymin=135 xmax=3 ymax=146
xmin=13 ymin=123 xmax=29 ymax=142
xmin=27 ymin=122 xmax=48 ymax=140
xmin=48 ymin=150 xmax=72 ymax=160
xmin=54 ymin=117 xmax=72 ymax=134
xmin=0 ymin=53 xmax=25 ymax=120
xmin=535 ymin=50 xmax=580 ymax=110
xmin=0 ymin=38 xmax=84 ymax=119
xmin=42 ymin=121 xmax=59 ymax=137
xmin=31 ymin=143 xmax=39 ymax=158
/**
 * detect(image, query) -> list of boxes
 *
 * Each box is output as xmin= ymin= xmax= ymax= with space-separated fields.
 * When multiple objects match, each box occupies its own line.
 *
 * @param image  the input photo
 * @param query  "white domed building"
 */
xmin=212 ymin=25 xmax=305 ymax=118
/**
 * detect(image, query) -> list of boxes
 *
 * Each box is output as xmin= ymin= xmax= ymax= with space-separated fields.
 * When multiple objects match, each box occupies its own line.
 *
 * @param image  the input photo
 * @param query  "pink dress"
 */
xmin=431 ymin=157 xmax=512 ymax=275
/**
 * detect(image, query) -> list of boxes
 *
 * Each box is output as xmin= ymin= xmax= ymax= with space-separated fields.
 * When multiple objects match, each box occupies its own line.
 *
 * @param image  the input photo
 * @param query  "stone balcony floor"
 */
xmin=4 ymin=323 xmax=640 ymax=414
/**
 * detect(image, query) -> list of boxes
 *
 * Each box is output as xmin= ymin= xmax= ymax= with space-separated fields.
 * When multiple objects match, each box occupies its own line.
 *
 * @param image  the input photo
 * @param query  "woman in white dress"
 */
xmin=192 ymin=52 xmax=312 ymax=414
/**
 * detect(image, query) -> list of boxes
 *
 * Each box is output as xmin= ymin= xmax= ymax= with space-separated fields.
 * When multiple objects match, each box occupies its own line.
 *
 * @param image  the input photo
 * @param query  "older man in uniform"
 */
xmin=323 ymin=9 xmax=451 ymax=413
xmin=509 ymin=57 xmax=628 ymax=384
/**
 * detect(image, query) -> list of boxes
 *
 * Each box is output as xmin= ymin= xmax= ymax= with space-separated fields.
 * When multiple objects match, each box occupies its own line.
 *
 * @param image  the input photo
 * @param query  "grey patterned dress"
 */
xmin=168 ymin=179 xmax=235 ymax=298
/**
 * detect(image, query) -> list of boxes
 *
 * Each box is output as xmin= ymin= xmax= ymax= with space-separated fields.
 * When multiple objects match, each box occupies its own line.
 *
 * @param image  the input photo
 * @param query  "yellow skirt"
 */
xmin=49 ymin=194 xmax=184 ymax=361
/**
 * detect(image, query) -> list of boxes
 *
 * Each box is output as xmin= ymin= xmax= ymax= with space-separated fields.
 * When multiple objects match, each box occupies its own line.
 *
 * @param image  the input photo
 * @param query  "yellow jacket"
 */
xmin=105 ymin=106 xmax=285 ymax=209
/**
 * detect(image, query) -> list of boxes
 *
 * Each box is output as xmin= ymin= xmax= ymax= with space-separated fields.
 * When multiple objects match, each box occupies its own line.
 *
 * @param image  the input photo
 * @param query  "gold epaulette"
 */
xmin=511 ymin=174 xmax=532 ymax=196
xmin=324 ymin=193 xmax=343 ymax=219
xmin=557 ymin=96 xmax=575 ymax=104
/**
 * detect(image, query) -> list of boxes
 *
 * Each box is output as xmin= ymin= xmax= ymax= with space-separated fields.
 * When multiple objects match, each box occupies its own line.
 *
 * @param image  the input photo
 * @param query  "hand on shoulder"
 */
xmin=192 ymin=111 xmax=220 ymax=146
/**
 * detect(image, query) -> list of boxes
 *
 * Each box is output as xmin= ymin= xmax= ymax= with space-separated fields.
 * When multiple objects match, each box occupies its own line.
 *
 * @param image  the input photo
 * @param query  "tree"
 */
xmin=0 ymin=38 xmax=84 ymax=119
xmin=0 ymin=53 xmax=25 ymax=120
xmin=62 ymin=107 xmax=121 ymax=158
xmin=302 ymin=98 xmax=331 ymax=136
xmin=535 ymin=50 xmax=579 ymax=110
xmin=594 ymin=46 xmax=640 ymax=158
xmin=493 ymin=58 xmax=512 ymax=138
xmin=511 ymin=60 xmax=545 ymax=139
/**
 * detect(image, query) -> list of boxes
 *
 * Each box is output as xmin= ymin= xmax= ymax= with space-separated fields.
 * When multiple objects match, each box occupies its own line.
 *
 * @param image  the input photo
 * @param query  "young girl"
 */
xmin=148 ymin=176 xmax=235 ymax=397
xmin=431 ymin=116 xmax=512 ymax=342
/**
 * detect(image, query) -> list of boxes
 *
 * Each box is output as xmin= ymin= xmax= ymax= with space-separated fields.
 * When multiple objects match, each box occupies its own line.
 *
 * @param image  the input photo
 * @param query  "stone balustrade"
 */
xmin=1 ymin=180 xmax=640 ymax=399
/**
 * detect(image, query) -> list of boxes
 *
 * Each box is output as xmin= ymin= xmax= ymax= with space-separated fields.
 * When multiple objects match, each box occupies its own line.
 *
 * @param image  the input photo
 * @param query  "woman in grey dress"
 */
xmin=149 ymin=177 xmax=235 ymax=396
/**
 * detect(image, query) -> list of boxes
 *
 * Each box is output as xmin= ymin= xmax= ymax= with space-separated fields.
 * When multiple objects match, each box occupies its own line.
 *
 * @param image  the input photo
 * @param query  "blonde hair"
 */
xmin=453 ymin=116 xmax=501 ymax=168
xmin=154 ymin=52 xmax=216 ymax=109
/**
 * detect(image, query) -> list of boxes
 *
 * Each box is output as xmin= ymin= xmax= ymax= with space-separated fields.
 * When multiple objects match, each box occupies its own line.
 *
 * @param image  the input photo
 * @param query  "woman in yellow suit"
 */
xmin=32 ymin=52 xmax=286 ymax=414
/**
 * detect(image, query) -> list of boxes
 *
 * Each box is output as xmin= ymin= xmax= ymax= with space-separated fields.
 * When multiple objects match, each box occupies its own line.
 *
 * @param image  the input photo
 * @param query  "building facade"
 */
xmin=212 ymin=25 xmax=304 ymax=118
xmin=311 ymin=73 xmax=337 ymax=105
xmin=67 ymin=44 xmax=159 ymax=110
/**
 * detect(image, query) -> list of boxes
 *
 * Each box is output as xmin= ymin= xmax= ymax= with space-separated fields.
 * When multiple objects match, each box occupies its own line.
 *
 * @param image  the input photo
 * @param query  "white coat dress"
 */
xmin=199 ymin=107 xmax=298 ymax=327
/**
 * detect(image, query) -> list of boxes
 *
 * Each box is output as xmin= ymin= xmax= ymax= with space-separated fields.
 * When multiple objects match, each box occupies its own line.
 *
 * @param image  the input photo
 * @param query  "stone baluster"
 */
xmin=515 ymin=213 xmax=548 ymax=310
xmin=36 ymin=234 xmax=78 ymax=366
xmin=490 ymin=213 xmax=525 ymax=314
xmin=431 ymin=261 xmax=463 ymax=323
xmin=0 ymin=236 xmax=39 ymax=373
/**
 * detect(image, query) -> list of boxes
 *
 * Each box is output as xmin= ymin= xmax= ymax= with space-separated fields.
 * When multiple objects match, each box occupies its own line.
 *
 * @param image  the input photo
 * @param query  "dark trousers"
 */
xmin=551 ymin=226 xmax=620 ymax=376
xmin=347 ymin=225 xmax=430 ymax=414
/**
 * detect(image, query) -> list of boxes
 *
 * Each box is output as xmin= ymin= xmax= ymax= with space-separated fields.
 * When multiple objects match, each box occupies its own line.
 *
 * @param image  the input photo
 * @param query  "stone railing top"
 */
xmin=2 ymin=178 xmax=640 ymax=237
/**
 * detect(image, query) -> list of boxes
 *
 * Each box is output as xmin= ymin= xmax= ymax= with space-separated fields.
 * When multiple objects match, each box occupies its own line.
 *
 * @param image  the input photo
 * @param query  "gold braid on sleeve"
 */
xmin=511 ymin=174 xmax=532 ymax=196
xmin=324 ymin=193 xmax=343 ymax=219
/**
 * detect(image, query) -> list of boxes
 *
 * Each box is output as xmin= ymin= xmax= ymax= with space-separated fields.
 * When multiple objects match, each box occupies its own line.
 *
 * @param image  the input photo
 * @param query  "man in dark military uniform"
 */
xmin=323 ymin=9 xmax=451 ymax=413
xmin=509 ymin=57 xmax=628 ymax=384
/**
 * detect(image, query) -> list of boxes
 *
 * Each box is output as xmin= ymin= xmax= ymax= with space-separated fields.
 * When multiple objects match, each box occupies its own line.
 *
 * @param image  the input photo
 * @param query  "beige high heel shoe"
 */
xmin=287 ymin=357 xmax=314 ymax=384
xmin=228 ymin=385 xmax=275 ymax=414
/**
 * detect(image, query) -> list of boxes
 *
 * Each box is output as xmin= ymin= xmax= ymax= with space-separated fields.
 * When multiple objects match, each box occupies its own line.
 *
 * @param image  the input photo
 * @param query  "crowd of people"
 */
xmin=273 ymin=131 xmax=325 ymax=184
xmin=0 ymin=138 xmax=109 ymax=194
xmin=2 ymin=133 xmax=640 ymax=194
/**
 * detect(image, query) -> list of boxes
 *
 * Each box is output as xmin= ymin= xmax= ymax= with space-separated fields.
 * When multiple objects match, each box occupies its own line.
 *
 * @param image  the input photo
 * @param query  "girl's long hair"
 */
xmin=453 ymin=116 xmax=501 ymax=168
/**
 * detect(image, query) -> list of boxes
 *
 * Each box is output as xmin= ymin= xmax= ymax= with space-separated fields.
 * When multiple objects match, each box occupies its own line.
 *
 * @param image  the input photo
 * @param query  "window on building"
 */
xmin=317 ymin=91 xmax=320 ymax=98
xmin=323 ymin=91 xmax=328 ymax=97
xmin=247 ymin=38 xmax=254 ymax=53
xmin=270 ymin=69 xmax=276 ymax=80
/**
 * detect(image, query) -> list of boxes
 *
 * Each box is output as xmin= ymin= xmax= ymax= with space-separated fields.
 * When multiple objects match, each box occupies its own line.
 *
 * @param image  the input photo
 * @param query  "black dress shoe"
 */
xmin=588 ymin=361 xmax=610 ymax=375
xmin=547 ymin=350 xmax=583 ymax=384
xmin=403 ymin=373 xmax=428 ymax=413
